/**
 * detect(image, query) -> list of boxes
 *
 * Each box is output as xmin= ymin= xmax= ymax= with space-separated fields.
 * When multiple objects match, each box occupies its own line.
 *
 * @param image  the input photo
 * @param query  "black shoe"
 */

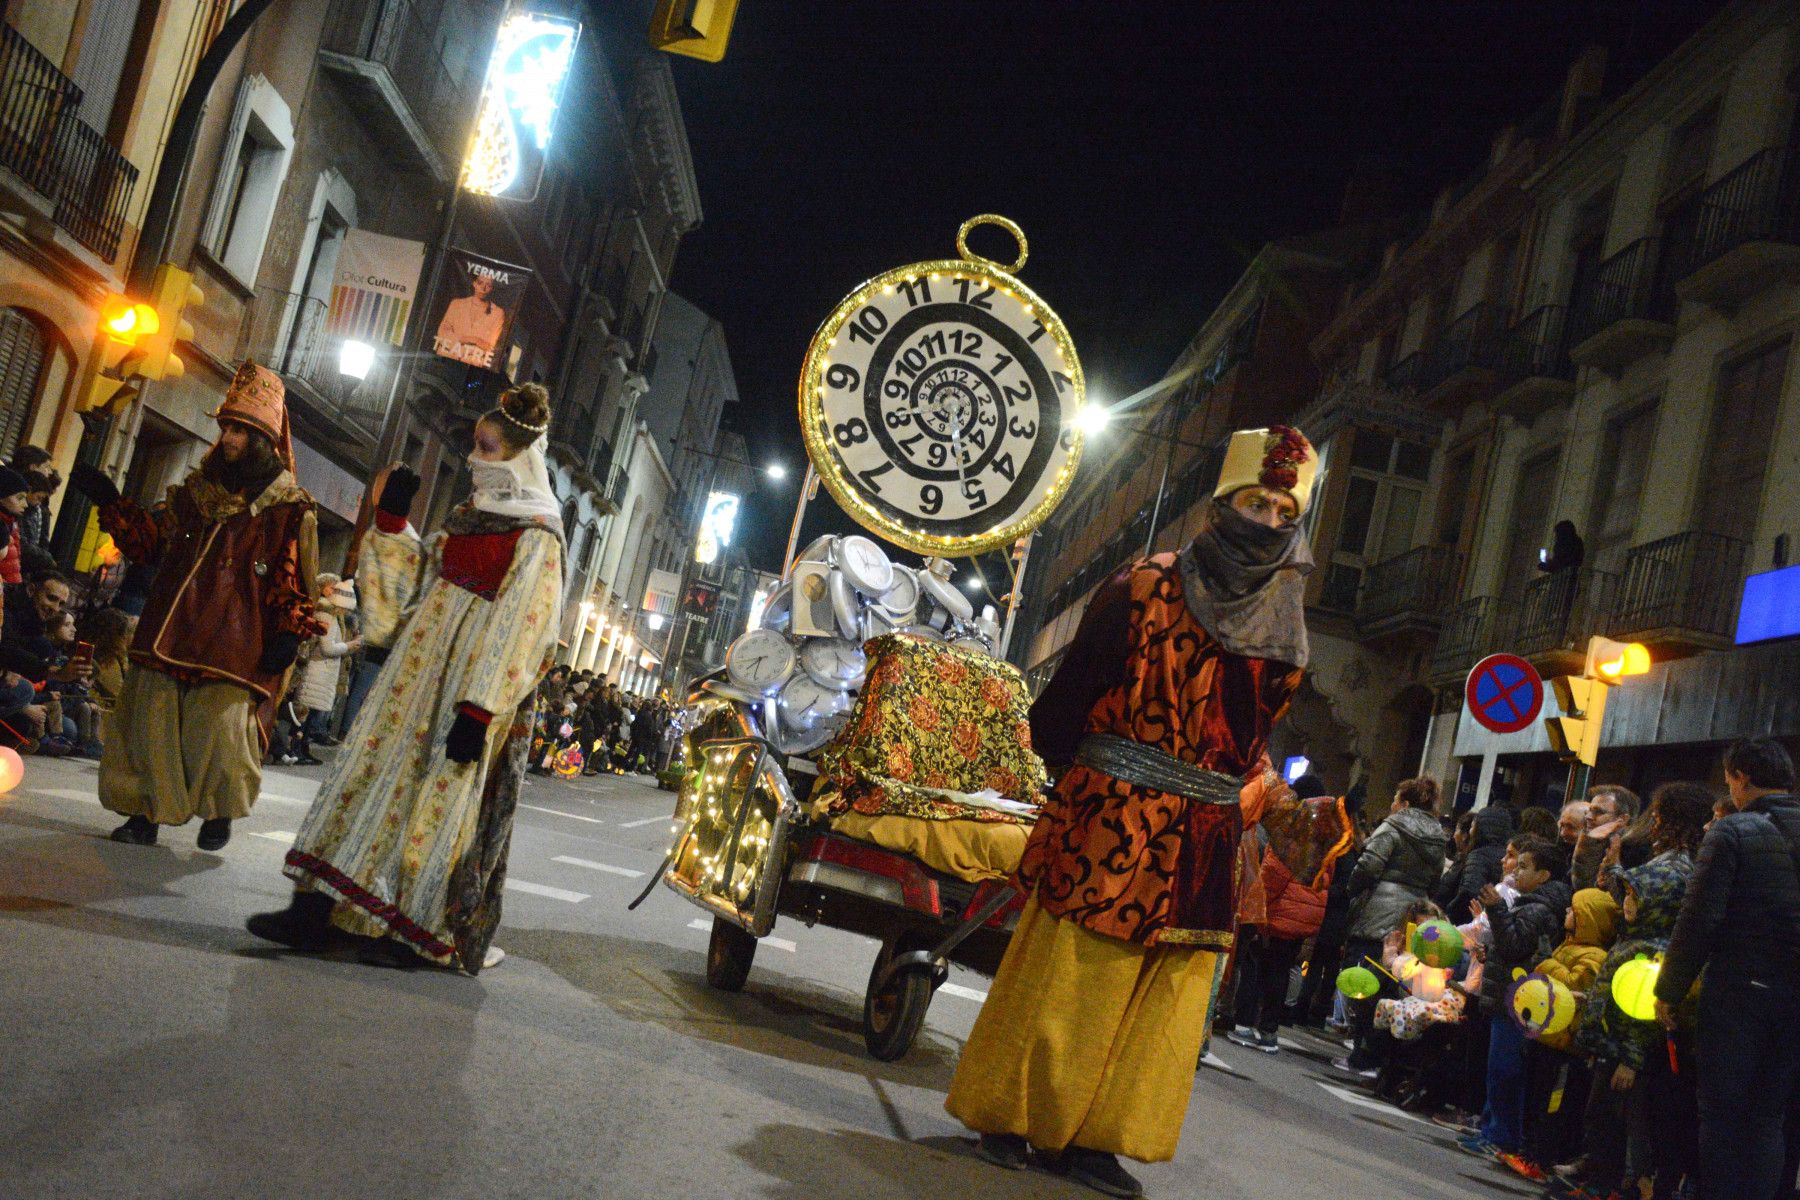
xmin=1047 ymin=1148 xmax=1144 ymax=1198
xmin=246 ymin=891 xmax=343 ymax=950
xmin=357 ymin=937 xmax=421 ymax=970
xmin=196 ymin=818 xmax=232 ymax=850
xmin=109 ymin=815 xmax=158 ymax=845
xmin=974 ymin=1133 xmax=1029 ymax=1171
xmin=312 ymin=735 xmax=340 ymax=748
xmin=294 ymin=755 xmax=324 ymax=766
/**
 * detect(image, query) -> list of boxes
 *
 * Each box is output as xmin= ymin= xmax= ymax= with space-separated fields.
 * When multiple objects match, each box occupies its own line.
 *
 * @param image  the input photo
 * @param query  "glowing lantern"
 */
xmin=1411 ymin=918 xmax=1464 ymax=969
xmin=1336 ymin=965 xmax=1380 ymax=1000
xmin=1508 ymin=970 xmax=1576 ymax=1039
xmin=1611 ymin=954 xmax=1662 ymax=1022
xmin=0 ymin=746 xmax=23 ymax=793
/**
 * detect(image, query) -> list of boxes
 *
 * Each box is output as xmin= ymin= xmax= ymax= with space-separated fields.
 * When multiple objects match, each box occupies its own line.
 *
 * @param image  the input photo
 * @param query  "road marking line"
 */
xmin=616 ymin=815 xmax=668 ymax=829
xmin=519 ymin=804 xmax=606 ymax=825
xmin=551 ymin=855 xmax=644 ymax=878
xmin=685 ymin=917 xmax=793 ymax=951
xmin=506 ymin=880 xmax=589 ymax=902
xmin=251 ymin=830 xmax=296 ymax=844
xmin=940 ymin=983 xmax=987 ymax=1003
xmin=1315 ymin=1081 xmax=1435 ymax=1127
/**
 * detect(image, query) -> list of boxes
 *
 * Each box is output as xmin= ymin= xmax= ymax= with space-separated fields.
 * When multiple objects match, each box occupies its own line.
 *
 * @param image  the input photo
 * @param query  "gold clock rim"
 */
xmin=797 ymin=255 xmax=1086 ymax=558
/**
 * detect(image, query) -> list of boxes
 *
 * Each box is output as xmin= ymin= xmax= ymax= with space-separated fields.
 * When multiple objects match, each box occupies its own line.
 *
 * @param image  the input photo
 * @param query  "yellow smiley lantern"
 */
xmin=1611 ymin=954 xmax=1663 ymax=1022
xmin=1508 ymin=969 xmax=1577 ymax=1040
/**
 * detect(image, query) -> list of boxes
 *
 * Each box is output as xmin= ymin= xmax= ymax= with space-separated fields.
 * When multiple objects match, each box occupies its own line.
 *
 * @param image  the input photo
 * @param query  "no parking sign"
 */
xmin=1465 ymin=654 xmax=1545 ymax=735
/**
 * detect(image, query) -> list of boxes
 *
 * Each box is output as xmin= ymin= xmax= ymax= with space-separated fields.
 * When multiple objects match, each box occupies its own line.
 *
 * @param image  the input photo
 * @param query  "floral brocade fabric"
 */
xmin=1017 ymin=553 xmax=1303 ymax=948
xmin=811 ymin=634 xmax=1048 ymax=826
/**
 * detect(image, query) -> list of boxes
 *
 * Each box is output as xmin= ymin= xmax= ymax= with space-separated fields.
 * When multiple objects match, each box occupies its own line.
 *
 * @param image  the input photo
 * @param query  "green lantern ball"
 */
xmin=1611 ymin=955 xmax=1662 ymax=1022
xmin=1336 ymin=965 xmax=1380 ymax=1000
xmin=1411 ymin=918 xmax=1464 ymax=969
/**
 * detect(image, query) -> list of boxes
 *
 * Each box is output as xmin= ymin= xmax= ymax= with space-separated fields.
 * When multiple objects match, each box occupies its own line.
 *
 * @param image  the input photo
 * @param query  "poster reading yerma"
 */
xmin=431 ymin=251 xmax=530 ymax=371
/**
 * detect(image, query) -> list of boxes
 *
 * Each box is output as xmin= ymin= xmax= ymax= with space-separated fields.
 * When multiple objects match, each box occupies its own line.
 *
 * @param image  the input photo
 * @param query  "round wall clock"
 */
xmin=798 ymin=215 xmax=1086 ymax=557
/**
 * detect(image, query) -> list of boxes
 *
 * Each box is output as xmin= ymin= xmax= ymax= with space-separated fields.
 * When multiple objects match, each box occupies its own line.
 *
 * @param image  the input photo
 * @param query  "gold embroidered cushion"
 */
xmin=811 ymin=633 xmax=1047 ymax=825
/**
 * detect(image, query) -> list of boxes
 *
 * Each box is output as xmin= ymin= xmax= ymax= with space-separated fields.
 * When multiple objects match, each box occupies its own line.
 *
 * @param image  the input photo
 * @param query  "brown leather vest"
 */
xmin=130 ymin=487 xmax=311 ymax=699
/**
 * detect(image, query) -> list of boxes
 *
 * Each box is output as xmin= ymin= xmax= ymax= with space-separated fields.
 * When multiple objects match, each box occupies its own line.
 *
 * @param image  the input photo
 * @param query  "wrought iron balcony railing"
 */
xmin=320 ymin=0 xmax=476 ymax=173
xmin=1357 ymin=544 xmax=1463 ymax=632
xmin=1688 ymin=147 xmax=1800 ymax=270
xmin=1569 ymin=237 xmax=1675 ymax=345
xmin=1608 ymin=530 xmax=1749 ymax=644
xmin=1511 ymin=567 xmax=1617 ymax=657
xmin=1429 ymin=595 xmax=1499 ymax=680
xmin=0 ymin=23 xmax=138 ymax=260
xmin=1419 ymin=302 xmax=1503 ymax=392
xmin=241 ymin=287 xmax=389 ymax=443
xmin=1497 ymin=304 xmax=1575 ymax=383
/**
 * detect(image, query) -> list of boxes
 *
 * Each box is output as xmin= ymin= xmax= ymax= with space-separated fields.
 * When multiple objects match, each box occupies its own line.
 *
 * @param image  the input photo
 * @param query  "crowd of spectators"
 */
xmin=1226 ymin=740 xmax=1800 ymax=1200
xmin=530 ymin=667 xmax=678 ymax=778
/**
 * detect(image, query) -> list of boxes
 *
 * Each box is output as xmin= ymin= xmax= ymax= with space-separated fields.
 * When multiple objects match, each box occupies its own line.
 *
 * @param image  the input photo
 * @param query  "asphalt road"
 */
xmin=0 ymin=755 xmax=1539 ymax=1200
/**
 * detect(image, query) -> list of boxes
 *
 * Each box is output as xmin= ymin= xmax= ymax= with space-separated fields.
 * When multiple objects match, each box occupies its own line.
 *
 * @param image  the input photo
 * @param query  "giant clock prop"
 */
xmin=799 ymin=215 xmax=1085 ymax=557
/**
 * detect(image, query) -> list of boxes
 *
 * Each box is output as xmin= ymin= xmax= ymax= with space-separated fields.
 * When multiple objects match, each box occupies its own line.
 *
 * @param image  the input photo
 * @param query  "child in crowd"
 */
xmin=43 ymin=609 xmax=100 ymax=757
xmin=80 ymin=606 xmax=134 ymax=714
xmin=1562 ymin=783 xmax=1711 ymax=1200
xmin=1459 ymin=834 xmax=1572 ymax=1161
xmin=1501 ymin=887 xmax=1620 ymax=1182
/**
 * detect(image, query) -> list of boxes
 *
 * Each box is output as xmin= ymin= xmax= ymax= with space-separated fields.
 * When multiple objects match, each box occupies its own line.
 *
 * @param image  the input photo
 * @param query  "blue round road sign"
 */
xmin=1466 ymin=654 xmax=1545 ymax=735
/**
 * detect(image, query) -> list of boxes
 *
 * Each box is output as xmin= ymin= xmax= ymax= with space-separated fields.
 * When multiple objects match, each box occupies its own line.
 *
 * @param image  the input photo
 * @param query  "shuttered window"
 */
xmin=0 ymin=308 xmax=47 ymax=460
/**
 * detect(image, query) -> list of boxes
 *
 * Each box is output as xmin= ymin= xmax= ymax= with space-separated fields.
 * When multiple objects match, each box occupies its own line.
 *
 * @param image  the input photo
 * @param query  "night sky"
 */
xmin=664 ymin=2 xmax=1723 ymax=571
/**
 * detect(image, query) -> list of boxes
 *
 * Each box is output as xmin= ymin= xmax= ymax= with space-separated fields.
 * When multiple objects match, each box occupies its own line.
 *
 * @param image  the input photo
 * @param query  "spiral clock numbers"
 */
xmin=799 ymin=216 xmax=1085 ymax=557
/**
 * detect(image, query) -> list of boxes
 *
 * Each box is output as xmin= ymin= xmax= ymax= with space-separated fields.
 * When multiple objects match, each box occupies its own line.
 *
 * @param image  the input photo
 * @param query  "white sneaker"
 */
xmin=483 ymin=946 xmax=506 ymax=969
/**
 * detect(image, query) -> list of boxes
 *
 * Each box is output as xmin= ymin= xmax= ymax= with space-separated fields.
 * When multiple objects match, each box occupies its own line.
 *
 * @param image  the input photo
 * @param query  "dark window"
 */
xmin=0 ymin=309 xmax=47 ymax=460
xmin=1696 ymin=339 xmax=1787 ymax=539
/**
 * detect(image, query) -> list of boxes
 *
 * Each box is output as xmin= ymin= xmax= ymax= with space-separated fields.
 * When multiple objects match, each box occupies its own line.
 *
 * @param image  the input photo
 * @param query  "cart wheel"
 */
xmin=863 ymin=932 xmax=936 ymax=1061
xmin=706 ymin=916 xmax=757 ymax=991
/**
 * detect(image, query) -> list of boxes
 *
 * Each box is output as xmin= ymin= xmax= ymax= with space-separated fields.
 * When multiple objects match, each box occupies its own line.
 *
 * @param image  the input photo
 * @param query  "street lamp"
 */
xmin=1077 ymin=403 xmax=1113 ymax=436
xmin=766 ymin=462 xmax=788 ymax=481
xmin=339 ymin=338 xmax=375 ymax=381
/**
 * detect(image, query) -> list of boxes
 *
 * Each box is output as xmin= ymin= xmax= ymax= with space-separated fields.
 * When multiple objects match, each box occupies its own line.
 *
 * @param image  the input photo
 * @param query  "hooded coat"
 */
xmin=1576 ymin=850 xmax=1695 ymax=1069
xmin=1346 ymin=805 xmax=1446 ymax=941
xmin=1436 ymin=805 xmax=1515 ymax=923
xmin=1534 ymin=887 xmax=1620 ymax=1052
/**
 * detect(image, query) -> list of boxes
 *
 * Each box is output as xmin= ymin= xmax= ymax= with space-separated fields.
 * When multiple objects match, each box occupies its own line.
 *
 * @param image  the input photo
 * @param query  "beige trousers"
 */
xmin=99 ymin=667 xmax=263 ymax=824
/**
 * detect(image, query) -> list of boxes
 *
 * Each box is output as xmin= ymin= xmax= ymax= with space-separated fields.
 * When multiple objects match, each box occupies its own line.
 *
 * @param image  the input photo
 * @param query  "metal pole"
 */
xmin=781 ymin=464 xmax=818 ymax=577
xmin=999 ymin=532 xmax=1034 ymax=660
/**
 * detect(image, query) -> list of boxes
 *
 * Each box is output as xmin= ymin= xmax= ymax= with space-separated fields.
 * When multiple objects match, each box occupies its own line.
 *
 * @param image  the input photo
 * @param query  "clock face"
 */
xmin=800 ymin=258 xmax=1085 ymax=556
xmin=726 ymin=628 xmax=796 ymax=693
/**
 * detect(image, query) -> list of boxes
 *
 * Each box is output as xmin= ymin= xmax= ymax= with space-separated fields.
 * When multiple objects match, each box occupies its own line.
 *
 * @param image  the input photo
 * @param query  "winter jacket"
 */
xmin=1346 ymin=806 xmax=1446 ymax=940
xmin=1262 ymin=852 xmax=1337 ymax=940
xmin=297 ymin=611 xmax=355 ymax=711
xmin=1658 ymin=793 xmax=1800 ymax=1002
xmin=1481 ymin=877 xmax=1573 ymax=1006
xmin=1577 ymin=850 xmax=1695 ymax=1069
xmin=1533 ymin=887 xmax=1620 ymax=1051
xmin=1435 ymin=805 xmax=1515 ymax=923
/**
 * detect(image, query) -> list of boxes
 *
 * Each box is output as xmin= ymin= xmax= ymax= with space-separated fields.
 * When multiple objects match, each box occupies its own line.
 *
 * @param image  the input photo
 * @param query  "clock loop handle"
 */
xmin=956 ymin=213 xmax=1028 ymax=275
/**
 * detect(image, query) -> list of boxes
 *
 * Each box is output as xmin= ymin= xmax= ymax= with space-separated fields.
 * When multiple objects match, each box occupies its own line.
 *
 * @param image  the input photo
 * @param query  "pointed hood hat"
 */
xmin=213 ymin=360 xmax=293 ymax=471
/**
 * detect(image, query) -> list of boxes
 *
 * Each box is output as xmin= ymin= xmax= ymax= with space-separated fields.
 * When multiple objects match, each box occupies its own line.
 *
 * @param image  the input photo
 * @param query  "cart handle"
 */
xmin=873 ymin=884 xmax=1019 ymax=994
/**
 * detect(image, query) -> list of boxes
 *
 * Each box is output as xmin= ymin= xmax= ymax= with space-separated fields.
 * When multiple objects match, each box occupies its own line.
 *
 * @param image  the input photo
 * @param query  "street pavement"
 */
xmin=0 ymin=755 xmax=1540 ymax=1200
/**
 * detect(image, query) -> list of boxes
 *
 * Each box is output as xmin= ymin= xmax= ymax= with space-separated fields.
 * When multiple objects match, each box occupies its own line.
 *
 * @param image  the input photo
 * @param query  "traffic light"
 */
xmin=138 ymin=263 xmax=203 ymax=381
xmin=1585 ymin=636 xmax=1651 ymax=681
xmin=79 ymin=293 xmax=153 ymax=411
xmin=650 ymin=0 xmax=739 ymax=62
xmin=1546 ymin=674 xmax=1604 ymax=766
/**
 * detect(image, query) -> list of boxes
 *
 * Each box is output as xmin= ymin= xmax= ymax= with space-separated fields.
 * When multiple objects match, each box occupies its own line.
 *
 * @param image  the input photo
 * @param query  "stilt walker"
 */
xmin=947 ymin=426 xmax=1320 ymax=1198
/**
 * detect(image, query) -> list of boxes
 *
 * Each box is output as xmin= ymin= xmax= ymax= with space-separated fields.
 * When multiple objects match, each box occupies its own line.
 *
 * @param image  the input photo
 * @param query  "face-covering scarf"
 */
xmin=466 ymin=436 xmax=564 ymax=538
xmin=1176 ymin=496 xmax=1313 ymax=669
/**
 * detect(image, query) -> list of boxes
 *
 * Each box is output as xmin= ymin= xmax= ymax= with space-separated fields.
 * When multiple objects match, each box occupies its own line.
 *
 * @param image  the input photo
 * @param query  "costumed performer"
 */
xmin=247 ymin=383 xmax=564 ymax=973
xmin=945 ymin=426 xmax=1318 ymax=1198
xmin=70 ymin=361 xmax=320 ymax=851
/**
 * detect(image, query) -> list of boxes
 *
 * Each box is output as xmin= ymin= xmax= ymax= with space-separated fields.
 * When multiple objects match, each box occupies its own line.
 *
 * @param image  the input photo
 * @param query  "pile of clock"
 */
xmin=711 ymin=533 xmax=1004 ymax=756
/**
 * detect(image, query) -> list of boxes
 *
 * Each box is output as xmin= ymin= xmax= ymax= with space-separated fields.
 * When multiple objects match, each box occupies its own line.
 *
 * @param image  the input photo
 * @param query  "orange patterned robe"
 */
xmin=1018 ymin=552 xmax=1303 ymax=948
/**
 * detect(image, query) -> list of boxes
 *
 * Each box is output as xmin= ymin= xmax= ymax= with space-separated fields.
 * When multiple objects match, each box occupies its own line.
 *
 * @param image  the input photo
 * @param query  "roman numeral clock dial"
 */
xmin=799 ymin=215 xmax=1086 ymax=557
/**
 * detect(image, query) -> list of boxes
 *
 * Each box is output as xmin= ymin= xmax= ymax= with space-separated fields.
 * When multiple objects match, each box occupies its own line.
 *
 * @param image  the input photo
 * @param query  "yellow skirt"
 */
xmin=944 ymin=897 xmax=1220 ymax=1163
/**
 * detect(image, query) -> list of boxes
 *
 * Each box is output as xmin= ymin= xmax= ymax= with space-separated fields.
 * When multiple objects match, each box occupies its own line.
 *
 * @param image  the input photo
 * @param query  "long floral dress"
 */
xmin=284 ymin=509 xmax=562 ymax=970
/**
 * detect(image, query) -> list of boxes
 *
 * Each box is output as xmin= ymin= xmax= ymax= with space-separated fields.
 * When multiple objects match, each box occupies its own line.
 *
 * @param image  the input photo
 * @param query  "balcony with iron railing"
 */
xmin=1607 ymin=530 xmax=1749 ymax=651
xmin=0 ymin=23 xmax=139 ymax=261
xmin=1676 ymin=146 xmax=1800 ymax=312
xmin=1427 ymin=595 xmax=1502 ymax=684
xmin=1355 ymin=544 xmax=1464 ymax=640
xmin=1383 ymin=349 xmax=1425 ymax=392
xmin=1493 ymin=304 xmax=1576 ymax=417
xmin=1568 ymin=237 xmax=1676 ymax=373
xmin=1509 ymin=566 xmax=1617 ymax=667
xmin=240 ymin=287 xmax=391 ymax=458
xmin=1417 ymin=301 xmax=1504 ymax=407
xmin=318 ymin=0 xmax=478 ymax=182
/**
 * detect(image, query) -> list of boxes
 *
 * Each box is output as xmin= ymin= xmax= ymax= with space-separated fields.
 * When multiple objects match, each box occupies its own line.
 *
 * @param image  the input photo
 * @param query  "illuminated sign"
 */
xmin=461 ymin=12 xmax=581 ymax=201
xmin=694 ymin=491 xmax=741 ymax=565
xmin=1282 ymin=755 xmax=1311 ymax=785
xmin=1736 ymin=563 xmax=1800 ymax=645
